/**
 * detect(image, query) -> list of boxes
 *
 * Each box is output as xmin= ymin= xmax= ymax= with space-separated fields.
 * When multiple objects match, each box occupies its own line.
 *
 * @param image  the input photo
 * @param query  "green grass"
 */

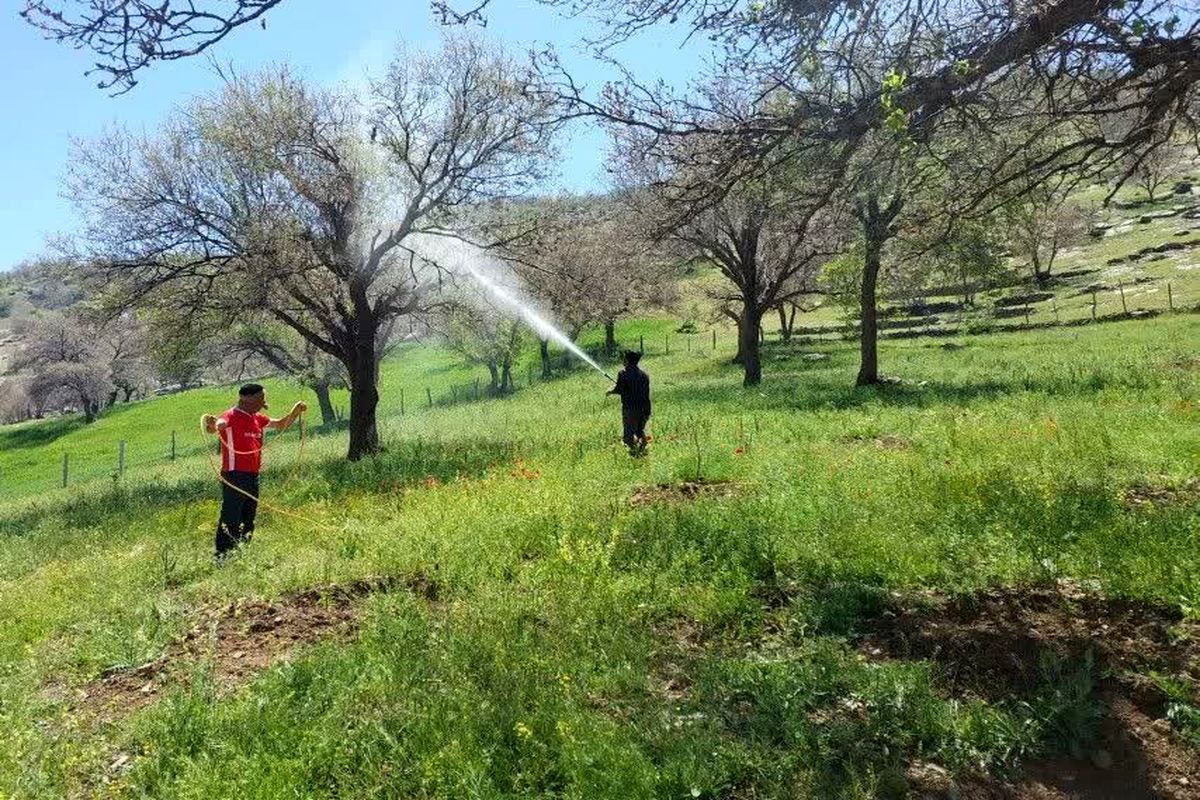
xmin=1 ymin=309 xmax=1198 ymax=798
xmin=2 ymin=182 xmax=1198 ymax=796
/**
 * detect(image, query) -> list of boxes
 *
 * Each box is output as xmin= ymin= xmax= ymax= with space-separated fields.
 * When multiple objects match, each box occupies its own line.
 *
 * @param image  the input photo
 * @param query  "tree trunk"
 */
xmin=539 ymin=338 xmax=552 ymax=378
xmin=856 ymin=233 xmax=882 ymax=387
xmin=312 ymin=380 xmax=337 ymax=426
xmin=739 ymin=304 xmax=763 ymax=386
xmin=855 ymin=194 xmax=902 ymax=388
xmin=1031 ymin=243 xmax=1053 ymax=286
xmin=1041 ymin=234 xmax=1059 ymax=284
xmin=501 ymin=360 xmax=513 ymax=393
xmin=778 ymin=304 xmax=798 ymax=343
xmin=603 ymin=319 xmax=617 ymax=357
xmin=346 ymin=314 xmax=380 ymax=461
xmin=487 ymin=361 xmax=500 ymax=395
xmin=732 ymin=309 xmax=748 ymax=364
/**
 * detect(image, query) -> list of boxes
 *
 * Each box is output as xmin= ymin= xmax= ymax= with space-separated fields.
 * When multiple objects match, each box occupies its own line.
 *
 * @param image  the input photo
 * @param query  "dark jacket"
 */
xmin=611 ymin=367 xmax=651 ymax=416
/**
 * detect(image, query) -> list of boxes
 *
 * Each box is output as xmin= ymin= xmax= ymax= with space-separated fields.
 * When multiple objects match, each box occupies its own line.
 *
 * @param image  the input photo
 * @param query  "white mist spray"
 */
xmin=412 ymin=234 xmax=614 ymax=382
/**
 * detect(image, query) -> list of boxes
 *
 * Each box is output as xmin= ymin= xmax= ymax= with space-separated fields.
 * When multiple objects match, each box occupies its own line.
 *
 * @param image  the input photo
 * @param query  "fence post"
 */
xmin=759 ymin=326 xmax=765 ymax=344
xmin=451 ymin=386 xmax=458 ymax=403
xmin=1118 ymin=281 xmax=1128 ymax=314
xmin=665 ymin=335 xmax=670 ymax=354
xmin=118 ymin=441 xmax=125 ymax=477
xmin=712 ymin=329 xmax=717 ymax=351
xmin=1091 ymin=289 xmax=1098 ymax=321
xmin=474 ymin=378 xmax=480 ymax=400
xmin=427 ymin=387 xmax=433 ymax=408
xmin=1023 ymin=306 xmax=1031 ymax=326
xmin=400 ymin=387 xmax=405 ymax=416
xmin=171 ymin=430 xmax=176 ymax=461
xmin=639 ymin=334 xmax=644 ymax=353
xmin=687 ymin=335 xmax=691 ymax=353
xmin=62 ymin=452 xmax=69 ymax=488
xmin=1052 ymin=301 xmax=1060 ymax=324
xmin=1168 ymin=282 xmax=1174 ymax=311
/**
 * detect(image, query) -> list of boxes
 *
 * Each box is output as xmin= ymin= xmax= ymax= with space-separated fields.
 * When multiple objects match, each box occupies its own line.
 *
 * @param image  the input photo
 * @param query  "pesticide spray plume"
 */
xmin=413 ymin=234 xmax=615 ymax=382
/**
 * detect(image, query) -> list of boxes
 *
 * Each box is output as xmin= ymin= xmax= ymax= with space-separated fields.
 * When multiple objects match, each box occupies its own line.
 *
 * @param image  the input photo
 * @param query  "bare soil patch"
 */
xmin=859 ymin=583 xmax=1200 ymax=800
xmin=630 ymin=479 xmax=738 ymax=507
xmin=838 ymin=432 xmax=911 ymax=450
xmin=1122 ymin=476 xmax=1200 ymax=510
xmin=66 ymin=575 xmax=436 ymax=722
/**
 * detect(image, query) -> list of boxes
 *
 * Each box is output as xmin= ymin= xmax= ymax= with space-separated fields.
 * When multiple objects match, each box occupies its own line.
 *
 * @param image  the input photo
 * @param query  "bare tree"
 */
xmin=612 ymin=123 xmax=845 ymax=385
xmin=1125 ymin=141 xmax=1180 ymax=201
xmin=10 ymin=311 xmax=91 ymax=365
xmin=28 ymin=0 xmax=1200 ymax=181
xmin=10 ymin=312 xmax=112 ymax=421
xmin=21 ymin=0 xmax=283 ymax=93
xmin=97 ymin=312 xmax=155 ymax=404
xmin=1002 ymin=174 xmax=1089 ymax=285
xmin=0 ymin=377 xmax=32 ymax=424
xmin=509 ymin=195 xmax=672 ymax=364
xmin=67 ymin=38 xmax=561 ymax=460
xmin=28 ymin=363 xmax=113 ymax=422
xmin=440 ymin=298 xmax=524 ymax=395
xmin=10 ymin=257 xmax=84 ymax=311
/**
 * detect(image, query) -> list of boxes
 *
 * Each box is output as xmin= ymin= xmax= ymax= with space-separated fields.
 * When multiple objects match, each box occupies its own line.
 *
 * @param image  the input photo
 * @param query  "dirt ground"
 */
xmin=630 ymin=479 xmax=739 ymax=506
xmin=860 ymin=583 xmax=1200 ymax=799
xmin=64 ymin=574 xmax=438 ymax=723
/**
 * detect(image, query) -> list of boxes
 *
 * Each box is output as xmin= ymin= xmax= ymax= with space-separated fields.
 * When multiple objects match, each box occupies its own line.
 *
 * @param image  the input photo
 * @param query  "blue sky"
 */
xmin=0 ymin=0 xmax=711 ymax=268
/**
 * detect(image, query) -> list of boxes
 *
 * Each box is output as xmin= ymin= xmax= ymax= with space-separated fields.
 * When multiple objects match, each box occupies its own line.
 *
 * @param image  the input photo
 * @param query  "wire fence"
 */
xmin=2 ymin=282 xmax=1196 ymax=502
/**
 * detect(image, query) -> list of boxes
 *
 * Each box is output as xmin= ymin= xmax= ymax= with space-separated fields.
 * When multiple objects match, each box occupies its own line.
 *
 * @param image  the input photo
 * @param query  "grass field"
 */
xmin=1 ymin=307 xmax=1198 ymax=798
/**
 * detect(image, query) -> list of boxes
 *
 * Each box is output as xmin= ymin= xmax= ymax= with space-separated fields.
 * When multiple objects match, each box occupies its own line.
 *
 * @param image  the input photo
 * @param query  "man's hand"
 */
xmin=202 ymin=414 xmax=217 ymax=434
xmin=269 ymin=401 xmax=309 ymax=431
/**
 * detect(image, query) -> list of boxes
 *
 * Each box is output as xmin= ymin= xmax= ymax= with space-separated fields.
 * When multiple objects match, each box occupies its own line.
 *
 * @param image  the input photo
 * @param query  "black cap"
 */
xmin=238 ymin=383 xmax=265 ymax=397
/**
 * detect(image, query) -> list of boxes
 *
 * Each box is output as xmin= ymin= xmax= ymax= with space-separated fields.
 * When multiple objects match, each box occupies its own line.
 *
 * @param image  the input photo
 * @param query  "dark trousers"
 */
xmin=216 ymin=471 xmax=259 ymax=555
xmin=622 ymin=411 xmax=649 ymax=454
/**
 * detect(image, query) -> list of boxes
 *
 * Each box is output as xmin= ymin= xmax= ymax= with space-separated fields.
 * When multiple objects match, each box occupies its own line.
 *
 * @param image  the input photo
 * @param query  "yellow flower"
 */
xmin=514 ymin=722 xmax=533 ymax=739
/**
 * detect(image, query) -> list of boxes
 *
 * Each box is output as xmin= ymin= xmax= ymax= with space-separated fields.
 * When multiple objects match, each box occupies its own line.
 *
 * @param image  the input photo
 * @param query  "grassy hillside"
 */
xmin=1 ymin=310 xmax=1197 ymax=798
xmin=4 ymin=178 xmax=1199 ymax=502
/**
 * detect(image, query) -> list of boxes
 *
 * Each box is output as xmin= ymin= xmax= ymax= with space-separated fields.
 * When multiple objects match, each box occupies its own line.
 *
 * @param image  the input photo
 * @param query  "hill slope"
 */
xmin=1 ymin=311 xmax=1198 ymax=798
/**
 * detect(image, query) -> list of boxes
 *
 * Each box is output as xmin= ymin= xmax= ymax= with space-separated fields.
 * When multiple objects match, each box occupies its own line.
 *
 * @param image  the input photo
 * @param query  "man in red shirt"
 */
xmin=202 ymin=384 xmax=306 ymax=559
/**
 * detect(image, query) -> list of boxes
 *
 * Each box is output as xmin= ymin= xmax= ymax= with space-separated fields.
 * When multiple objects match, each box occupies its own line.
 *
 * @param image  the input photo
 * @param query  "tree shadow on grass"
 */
xmin=0 ymin=437 xmax=518 ymax=539
xmin=657 ymin=356 xmax=1150 ymax=413
xmin=308 ymin=436 xmax=515 ymax=495
xmin=656 ymin=374 xmax=1019 ymax=413
xmin=0 ymin=416 xmax=85 ymax=450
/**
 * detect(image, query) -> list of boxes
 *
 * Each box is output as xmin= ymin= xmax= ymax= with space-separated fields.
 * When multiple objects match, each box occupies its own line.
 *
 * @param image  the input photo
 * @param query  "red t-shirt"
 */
xmin=219 ymin=407 xmax=270 ymax=473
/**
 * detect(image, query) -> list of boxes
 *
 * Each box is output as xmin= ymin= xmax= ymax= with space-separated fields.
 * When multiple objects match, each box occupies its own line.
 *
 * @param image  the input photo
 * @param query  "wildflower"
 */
xmin=514 ymin=722 xmax=533 ymax=739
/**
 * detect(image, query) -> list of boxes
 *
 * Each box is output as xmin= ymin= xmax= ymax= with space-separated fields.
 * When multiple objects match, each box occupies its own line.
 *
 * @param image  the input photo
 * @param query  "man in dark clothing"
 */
xmin=607 ymin=350 xmax=651 ymax=456
xmin=202 ymin=384 xmax=306 ymax=559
